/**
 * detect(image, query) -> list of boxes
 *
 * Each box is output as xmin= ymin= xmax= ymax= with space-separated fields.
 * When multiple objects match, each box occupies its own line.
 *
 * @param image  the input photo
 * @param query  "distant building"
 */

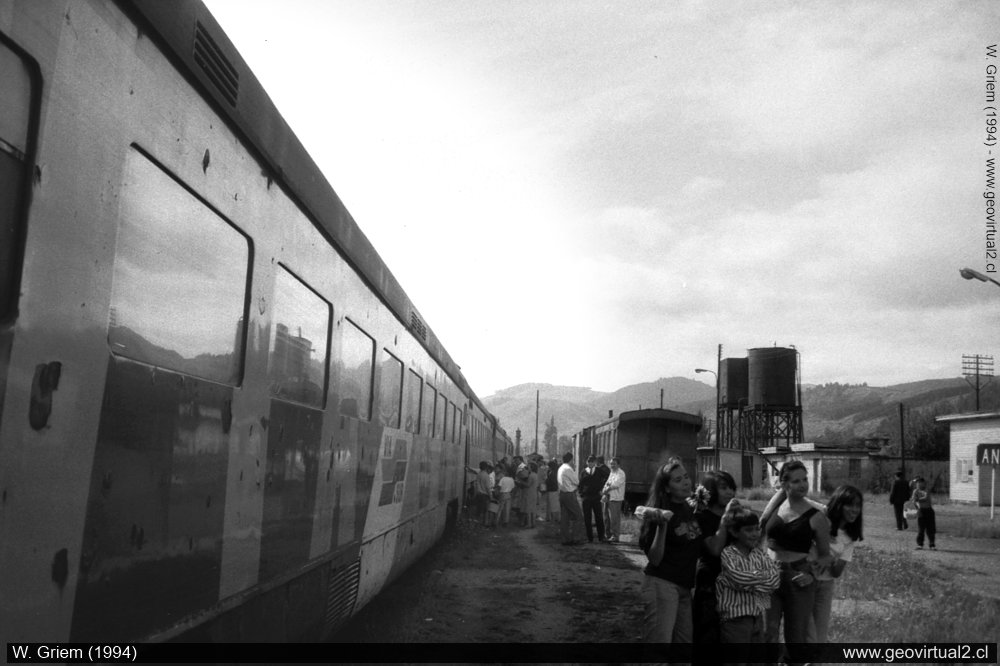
xmin=760 ymin=443 xmax=870 ymax=495
xmin=935 ymin=411 xmax=1000 ymax=506
xmin=759 ymin=441 xmax=950 ymax=496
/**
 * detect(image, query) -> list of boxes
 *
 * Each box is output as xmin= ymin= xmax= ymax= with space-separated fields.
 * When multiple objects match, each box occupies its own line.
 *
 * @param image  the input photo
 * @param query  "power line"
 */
xmin=962 ymin=354 xmax=995 ymax=411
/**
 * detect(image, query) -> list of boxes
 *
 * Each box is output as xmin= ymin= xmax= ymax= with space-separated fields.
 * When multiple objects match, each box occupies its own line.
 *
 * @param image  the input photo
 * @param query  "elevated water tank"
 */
xmin=747 ymin=347 xmax=798 ymax=407
xmin=719 ymin=357 xmax=748 ymax=407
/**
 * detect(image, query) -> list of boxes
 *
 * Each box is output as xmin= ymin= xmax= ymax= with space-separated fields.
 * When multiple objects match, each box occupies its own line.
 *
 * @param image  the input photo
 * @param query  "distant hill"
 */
xmin=483 ymin=378 xmax=715 ymax=451
xmin=482 ymin=376 xmax=1000 ymax=458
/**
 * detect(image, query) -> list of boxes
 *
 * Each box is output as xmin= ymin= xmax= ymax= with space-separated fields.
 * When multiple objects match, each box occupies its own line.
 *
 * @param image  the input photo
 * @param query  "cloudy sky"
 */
xmin=203 ymin=0 xmax=998 ymax=396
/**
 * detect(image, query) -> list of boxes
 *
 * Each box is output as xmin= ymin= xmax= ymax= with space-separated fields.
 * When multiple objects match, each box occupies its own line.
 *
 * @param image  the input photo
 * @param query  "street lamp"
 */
xmin=960 ymin=267 xmax=1000 ymax=289
xmin=695 ymin=368 xmax=719 ymax=466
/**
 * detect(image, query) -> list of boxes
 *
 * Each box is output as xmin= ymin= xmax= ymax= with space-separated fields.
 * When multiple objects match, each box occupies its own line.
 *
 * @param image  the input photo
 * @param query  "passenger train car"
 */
xmin=573 ymin=409 xmax=702 ymax=509
xmin=0 ymin=0 xmax=512 ymax=644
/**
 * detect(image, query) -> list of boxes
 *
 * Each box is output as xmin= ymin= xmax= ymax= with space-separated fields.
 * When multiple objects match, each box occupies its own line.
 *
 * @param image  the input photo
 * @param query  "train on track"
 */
xmin=572 ymin=408 xmax=702 ymax=509
xmin=0 ymin=0 xmax=512 ymax=644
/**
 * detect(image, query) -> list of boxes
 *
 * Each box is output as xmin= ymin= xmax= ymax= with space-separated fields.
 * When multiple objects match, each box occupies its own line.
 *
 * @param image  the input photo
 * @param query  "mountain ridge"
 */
xmin=482 ymin=376 xmax=1000 ymax=459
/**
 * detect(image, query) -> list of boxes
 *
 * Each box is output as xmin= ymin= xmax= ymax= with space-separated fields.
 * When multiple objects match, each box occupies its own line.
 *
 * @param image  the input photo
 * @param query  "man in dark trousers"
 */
xmin=579 ymin=455 xmax=607 ymax=542
xmin=889 ymin=470 xmax=910 ymax=530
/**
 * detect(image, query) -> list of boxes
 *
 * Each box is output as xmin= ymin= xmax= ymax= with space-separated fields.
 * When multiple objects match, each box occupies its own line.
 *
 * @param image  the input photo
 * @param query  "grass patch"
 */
xmin=831 ymin=545 xmax=1000 ymax=643
xmin=743 ymin=486 xmax=778 ymax=502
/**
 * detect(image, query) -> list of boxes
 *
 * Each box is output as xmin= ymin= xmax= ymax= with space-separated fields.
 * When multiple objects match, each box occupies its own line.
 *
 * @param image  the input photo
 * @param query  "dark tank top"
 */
xmin=766 ymin=507 xmax=818 ymax=553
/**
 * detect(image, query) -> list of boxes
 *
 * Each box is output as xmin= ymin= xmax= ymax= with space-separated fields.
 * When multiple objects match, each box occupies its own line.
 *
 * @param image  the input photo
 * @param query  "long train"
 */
xmin=0 ymin=0 xmax=512 ymax=644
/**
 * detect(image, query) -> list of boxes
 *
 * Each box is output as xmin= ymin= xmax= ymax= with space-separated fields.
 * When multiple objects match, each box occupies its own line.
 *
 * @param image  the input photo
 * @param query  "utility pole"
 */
xmin=962 ymin=354 xmax=995 ymax=411
xmin=716 ymin=343 xmax=722 ymax=471
xmin=898 ymin=403 xmax=906 ymax=479
xmin=535 ymin=390 xmax=540 ymax=456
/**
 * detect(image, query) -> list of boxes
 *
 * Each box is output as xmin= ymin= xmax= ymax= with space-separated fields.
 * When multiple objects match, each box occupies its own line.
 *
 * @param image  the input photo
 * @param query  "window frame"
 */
xmin=0 ymin=34 xmax=41 ymax=323
xmin=266 ymin=263 xmax=332 ymax=408
xmin=378 ymin=348 xmax=404 ymax=429
xmin=108 ymin=146 xmax=253 ymax=386
xmin=338 ymin=318 xmax=376 ymax=421
xmin=405 ymin=368 xmax=423 ymax=434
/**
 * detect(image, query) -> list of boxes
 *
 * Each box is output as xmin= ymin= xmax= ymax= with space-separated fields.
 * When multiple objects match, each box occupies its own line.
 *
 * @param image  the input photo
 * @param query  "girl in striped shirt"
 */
xmin=716 ymin=506 xmax=781 ymax=645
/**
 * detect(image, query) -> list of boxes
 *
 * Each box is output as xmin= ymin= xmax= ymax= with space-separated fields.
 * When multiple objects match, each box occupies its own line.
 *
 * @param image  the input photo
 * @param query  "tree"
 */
xmin=557 ymin=435 xmax=574 ymax=457
xmin=696 ymin=410 xmax=711 ymax=448
xmin=542 ymin=416 xmax=558 ymax=457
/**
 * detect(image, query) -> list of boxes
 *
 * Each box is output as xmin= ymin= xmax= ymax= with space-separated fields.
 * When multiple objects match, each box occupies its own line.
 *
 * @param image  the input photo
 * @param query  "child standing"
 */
xmin=496 ymin=468 xmax=515 ymax=527
xmin=910 ymin=477 xmax=936 ymax=550
xmin=716 ymin=505 xmax=780 ymax=649
xmin=809 ymin=485 xmax=863 ymax=643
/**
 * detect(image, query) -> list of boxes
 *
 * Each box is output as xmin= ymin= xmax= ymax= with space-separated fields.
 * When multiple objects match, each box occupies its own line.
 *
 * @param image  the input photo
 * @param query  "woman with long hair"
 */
xmin=636 ymin=458 xmax=702 ymax=647
xmin=810 ymin=484 xmax=863 ymax=643
xmin=690 ymin=470 xmax=739 ymax=644
xmin=759 ymin=461 xmax=831 ymax=665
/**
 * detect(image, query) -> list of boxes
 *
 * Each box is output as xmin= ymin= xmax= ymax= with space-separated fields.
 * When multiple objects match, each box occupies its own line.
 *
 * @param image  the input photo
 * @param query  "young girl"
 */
xmin=691 ymin=470 xmax=740 ymax=644
xmin=810 ymin=484 xmax=863 ymax=643
xmin=637 ymin=458 xmax=702 ymax=647
xmin=910 ymin=476 xmax=936 ymax=550
xmin=716 ymin=506 xmax=780 ymax=647
xmin=496 ymin=468 xmax=515 ymax=527
xmin=760 ymin=461 xmax=831 ymax=664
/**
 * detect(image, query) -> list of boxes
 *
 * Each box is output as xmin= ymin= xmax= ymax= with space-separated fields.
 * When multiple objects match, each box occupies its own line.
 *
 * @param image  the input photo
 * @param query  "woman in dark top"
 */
xmin=691 ymin=469 xmax=738 ymax=644
xmin=637 ymin=458 xmax=702 ymax=646
xmin=760 ymin=461 xmax=831 ymax=665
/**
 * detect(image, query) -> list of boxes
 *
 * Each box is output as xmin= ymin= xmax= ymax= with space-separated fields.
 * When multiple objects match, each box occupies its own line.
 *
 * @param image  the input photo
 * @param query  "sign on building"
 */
xmin=977 ymin=443 xmax=1000 ymax=466
xmin=976 ymin=443 xmax=1000 ymax=518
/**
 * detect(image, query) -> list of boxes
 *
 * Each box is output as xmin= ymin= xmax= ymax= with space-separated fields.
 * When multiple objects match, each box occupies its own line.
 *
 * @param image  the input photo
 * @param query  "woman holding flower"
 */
xmin=691 ymin=470 xmax=740 ymax=644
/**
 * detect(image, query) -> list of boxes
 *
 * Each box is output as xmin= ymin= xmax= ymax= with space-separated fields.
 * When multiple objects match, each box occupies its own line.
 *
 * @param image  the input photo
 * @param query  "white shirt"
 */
xmin=557 ymin=463 xmax=579 ymax=492
xmin=602 ymin=468 xmax=626 ymax=501
xmin=498 ymin=476 xmax=516 ymax=494
xmin=809 ymin=529 xmax=856 ymax=581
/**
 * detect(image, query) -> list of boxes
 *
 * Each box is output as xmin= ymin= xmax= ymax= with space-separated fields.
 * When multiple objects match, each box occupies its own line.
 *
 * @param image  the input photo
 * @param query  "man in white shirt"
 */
xmin=601 ymin=457 xmax=627 ymax=542
xmin=557 ymin=452 xmax=585 ymax=545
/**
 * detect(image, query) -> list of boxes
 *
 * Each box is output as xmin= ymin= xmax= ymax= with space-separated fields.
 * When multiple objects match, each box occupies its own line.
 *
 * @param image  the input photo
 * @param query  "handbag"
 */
xmin=903 ymin=501 xmax=918 ymax=521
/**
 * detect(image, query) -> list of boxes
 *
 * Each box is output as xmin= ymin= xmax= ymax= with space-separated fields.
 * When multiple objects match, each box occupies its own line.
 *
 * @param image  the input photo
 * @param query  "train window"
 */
xmin=337 ymin=319 xmax=374 ymax=420
xmin=0 ymin=40 xmax=36 ymax=319
xmin=378 ymin=350 xmax=403 ymax=428
xmin=266 ymin=266 xmax=330 ymax=407
xmin=108 ymin=150 xmax=249 ymax=384
xmin=424 ymin=384 xmax=437 ymax=437
xmin=404 ymin=369 xmax=422 ymax=434
xmin=442 ymin=399 xmax=450 ymax=441
xmin=437 ymin=391 xmax=446 ymax=441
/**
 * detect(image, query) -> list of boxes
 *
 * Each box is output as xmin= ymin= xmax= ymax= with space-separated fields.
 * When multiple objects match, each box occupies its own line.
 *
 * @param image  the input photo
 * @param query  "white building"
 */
xmin=935 ymin=411 xmax=1000 ymax=505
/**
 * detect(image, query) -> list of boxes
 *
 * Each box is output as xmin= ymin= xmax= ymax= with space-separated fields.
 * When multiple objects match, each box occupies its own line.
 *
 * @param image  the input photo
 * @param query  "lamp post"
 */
xmin=960 ymin=267 xmax=1000 ymax=289
xmin=695 ymin=368 xmax=719 ymax=469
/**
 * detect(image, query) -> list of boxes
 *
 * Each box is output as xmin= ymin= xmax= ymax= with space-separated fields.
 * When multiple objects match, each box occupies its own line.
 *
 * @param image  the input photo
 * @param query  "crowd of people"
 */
xmin=636 ymin=458 xmax=866 ymax=665
xmin=466 ymin=452 xmax=626 ymax=544
xmin=467 ymin=450 xmax=904 ymax=663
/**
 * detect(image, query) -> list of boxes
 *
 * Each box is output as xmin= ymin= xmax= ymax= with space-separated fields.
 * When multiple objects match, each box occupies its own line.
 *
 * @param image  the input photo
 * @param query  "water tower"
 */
xmin=714 ymin=347 xmax=803 ymax=487
xmin=742 ymin=346 xmax=804 ymax=452
xmin=716 ymin=356 xmax=748 ymax=454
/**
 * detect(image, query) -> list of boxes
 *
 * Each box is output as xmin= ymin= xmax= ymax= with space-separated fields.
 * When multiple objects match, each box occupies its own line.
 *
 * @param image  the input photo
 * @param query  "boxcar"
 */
xmin=574 ymin=408 xmax=702 ymax=508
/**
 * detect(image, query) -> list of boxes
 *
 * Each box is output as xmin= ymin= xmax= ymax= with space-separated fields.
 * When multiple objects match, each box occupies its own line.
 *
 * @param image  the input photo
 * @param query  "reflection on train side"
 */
xmin=108 ymin=149 xmax=249 ymax=385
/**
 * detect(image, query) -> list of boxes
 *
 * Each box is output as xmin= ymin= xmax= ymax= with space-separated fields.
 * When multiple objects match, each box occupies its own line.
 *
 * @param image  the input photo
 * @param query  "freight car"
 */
xmin=0 ymin=0 xmax=508 ymax=645
xmin=573 ymin=408 xmax=702 ymax=509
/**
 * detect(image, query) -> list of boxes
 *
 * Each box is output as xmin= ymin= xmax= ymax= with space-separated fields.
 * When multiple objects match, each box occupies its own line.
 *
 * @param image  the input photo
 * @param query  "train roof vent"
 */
xmin=194 ymin=21 xmax=239 ymax=107
xmin=409 ymin=312 xmax=427 ymax=341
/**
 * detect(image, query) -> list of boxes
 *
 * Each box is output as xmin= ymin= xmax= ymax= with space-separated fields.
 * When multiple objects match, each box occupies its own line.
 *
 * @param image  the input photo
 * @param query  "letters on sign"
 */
xmin=976 ymin=443 xmax=1000 ymax=466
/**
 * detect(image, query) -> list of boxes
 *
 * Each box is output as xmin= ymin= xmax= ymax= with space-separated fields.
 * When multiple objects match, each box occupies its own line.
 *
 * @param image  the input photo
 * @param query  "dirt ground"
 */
xmin=330 ymin=497 xmax=1000 ymax=649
